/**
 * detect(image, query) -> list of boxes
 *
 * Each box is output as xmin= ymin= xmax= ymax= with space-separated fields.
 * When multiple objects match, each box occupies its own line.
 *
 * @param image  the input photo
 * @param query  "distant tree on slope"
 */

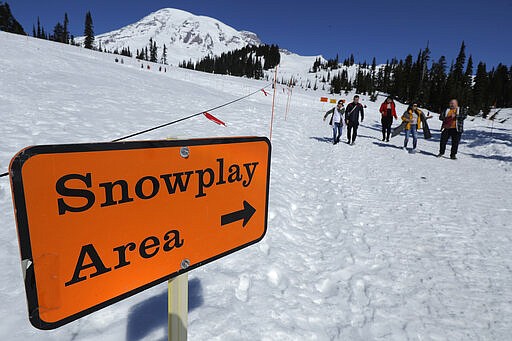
xmin=0 ymin=2 xmax=26 ymax=35
xmin=83 ymin=11 xmax=94 ymax=49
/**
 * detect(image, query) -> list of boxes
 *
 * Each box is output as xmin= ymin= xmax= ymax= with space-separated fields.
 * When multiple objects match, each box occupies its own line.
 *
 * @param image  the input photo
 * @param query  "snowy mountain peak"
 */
xmin=76 ymin=8 xmax=261 ymax=65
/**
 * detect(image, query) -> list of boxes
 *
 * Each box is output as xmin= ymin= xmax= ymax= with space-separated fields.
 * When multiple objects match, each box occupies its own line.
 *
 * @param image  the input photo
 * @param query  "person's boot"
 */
xmin=450 ymin=155 xmax=457 ymax=160
xmin=436 ymin=153 xmax=444 ymax=158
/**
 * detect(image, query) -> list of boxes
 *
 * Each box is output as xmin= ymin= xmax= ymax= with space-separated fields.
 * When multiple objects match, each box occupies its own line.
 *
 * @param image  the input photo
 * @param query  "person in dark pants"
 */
xmin=437 ymin=99 xmax=468 ymax=160
xmin=323 ymin=100 xmax=345 ymax=144
xmin=379 ymin=96 xmax=397 ymax=141
xmin=345 ymin=95 xmax=365 ymax=145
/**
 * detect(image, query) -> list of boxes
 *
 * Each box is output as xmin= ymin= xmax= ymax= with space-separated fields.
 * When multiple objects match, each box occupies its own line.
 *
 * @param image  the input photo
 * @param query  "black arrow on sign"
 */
xmin=221 ymin=201 xmax=256 ymax=227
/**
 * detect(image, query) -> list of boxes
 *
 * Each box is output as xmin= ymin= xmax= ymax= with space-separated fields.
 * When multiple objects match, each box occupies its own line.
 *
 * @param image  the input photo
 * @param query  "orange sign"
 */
xmin=320 ymin=97 xmax=328 ymax=102
xmin=9 ymin=137 xmax=271 ymax=330
xmin=330 ymin=99 xmax=337 ymax=104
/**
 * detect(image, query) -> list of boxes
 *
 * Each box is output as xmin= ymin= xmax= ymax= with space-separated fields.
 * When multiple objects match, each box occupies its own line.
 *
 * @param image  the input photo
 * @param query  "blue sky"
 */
xmin=8 ymin=0 xmax=512 ymax=68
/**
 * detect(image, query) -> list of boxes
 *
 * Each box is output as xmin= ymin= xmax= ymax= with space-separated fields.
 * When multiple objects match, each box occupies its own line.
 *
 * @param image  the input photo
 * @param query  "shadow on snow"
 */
xmin=309 ymin=137 xmax=333 ymax=144
xmin=125 ymin=277 xmax=204 ymax=341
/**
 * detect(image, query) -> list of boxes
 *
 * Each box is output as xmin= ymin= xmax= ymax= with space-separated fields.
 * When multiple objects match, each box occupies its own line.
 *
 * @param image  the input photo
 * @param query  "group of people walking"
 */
xmin=323 ymin=95 xmax=365 ymax=145
xmin=324 ymin=95 xmax=468 ymax=159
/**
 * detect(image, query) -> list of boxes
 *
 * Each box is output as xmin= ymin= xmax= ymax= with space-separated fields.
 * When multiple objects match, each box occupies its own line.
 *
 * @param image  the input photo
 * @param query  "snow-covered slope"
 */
xmin=275 ymin=51 xmax=369 ymax=89
xmin=2 ymin=32 xmax=512 ymax=341
xmin=76 ymin=8 xmax=261 ymax=66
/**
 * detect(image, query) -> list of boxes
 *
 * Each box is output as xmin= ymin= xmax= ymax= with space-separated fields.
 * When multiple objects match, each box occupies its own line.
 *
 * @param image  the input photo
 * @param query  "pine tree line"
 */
xmin=32 ymin=13 xmax=75 ymax=44
xmin=133 ymin=38 xmax=166 ymax=63
xmin=30 ymin=10 xmax=96 ymax=50
xmin=179 ymin=44 xmax=280 ymax=80
xmin=321 ymin=42 xmax=511 ymax=115
xmin=311 ymin=55 xmax=341 ymax=73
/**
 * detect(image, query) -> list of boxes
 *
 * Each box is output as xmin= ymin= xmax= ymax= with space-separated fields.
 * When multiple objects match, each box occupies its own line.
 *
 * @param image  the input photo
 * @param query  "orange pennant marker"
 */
xmin=9 ymin=137 xmax=271 ymax=330
xmin=320 ymin=97 xmax=328 ymax=102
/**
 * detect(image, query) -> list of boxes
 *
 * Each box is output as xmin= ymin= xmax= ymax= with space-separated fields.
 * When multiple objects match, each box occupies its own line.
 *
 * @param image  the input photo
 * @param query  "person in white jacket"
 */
xmin=323 ymin=100 xmax=345 ymax=145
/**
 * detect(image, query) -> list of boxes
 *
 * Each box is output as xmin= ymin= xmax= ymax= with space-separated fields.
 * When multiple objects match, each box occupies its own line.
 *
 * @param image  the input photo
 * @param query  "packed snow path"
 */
xmin=1 ymin=32 xmax=511 ymax=340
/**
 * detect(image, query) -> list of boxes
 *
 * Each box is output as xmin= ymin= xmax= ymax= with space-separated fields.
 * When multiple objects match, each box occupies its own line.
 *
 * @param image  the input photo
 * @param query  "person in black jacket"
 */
xmin=345 ymin=95 xmax=365 ymax=145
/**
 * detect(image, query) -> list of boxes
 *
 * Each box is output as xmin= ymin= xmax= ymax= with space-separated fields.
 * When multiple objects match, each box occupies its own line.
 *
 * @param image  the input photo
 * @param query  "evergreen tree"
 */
xmin=52 ymin=22 xmax=64 ymax=42
xmin=83 ymin=11 xmax=94 ymax=49
xmin=330 ymin=72 xmax=341 ymax=94
xmin=428 ymin=56 xmax=448 ymax=113
xmin=507 ymin=66 xmax=512 ymax=108
xmin=446 ymin=41 xmax=466 ymax=100
xmin=149 ymin=38 xmax=158 ymax=63
xmin=416 ymin=44 xmax=431 ymax=105
xmin=341 ymin=69 xmax=351 ymax=92
xmin=254 ymin=58 xmax=264 ymax=79
xmin=489 ymin=64 xmax=511 ymax=108
xmin=63 ymin=13 xmax=69 ymax=44
xmin=161 ymin=44 xmax=168 ymax=64
xmin=472 ymin=62 xmax=490 ymax=116
xmin=462 ymin=55 xmax=473 ymax=111
xmin=0 ymin=2 xmax=26 ymax=35
xmin=32 ymin=24 xmax=36 ymax=37
xmin=36 ymin=17 xmax=41 ymax=38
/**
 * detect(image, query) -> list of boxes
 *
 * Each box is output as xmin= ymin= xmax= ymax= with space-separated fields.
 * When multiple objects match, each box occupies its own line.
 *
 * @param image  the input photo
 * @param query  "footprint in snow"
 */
xmin=315 ymin=278 xmax=339 ymax=298
xmin=351 ymin=279 xmax=370 ymax=306
xmin=259 ymin=243 xmax=270 ymax=255
xmin=267 ymin=269 xmax=289 ymax=291
xmin=235 ymin=274 xmax=251 ymax=302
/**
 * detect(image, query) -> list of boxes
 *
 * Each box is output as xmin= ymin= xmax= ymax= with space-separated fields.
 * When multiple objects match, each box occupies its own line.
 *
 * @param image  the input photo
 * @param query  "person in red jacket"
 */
xmin=379 ymin=96 xmax=398 ymax=142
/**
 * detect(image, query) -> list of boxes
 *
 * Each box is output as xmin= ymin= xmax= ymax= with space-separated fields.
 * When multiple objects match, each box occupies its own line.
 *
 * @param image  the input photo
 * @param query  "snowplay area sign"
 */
xmin=9 ymin=137 xmax=271 ymax=329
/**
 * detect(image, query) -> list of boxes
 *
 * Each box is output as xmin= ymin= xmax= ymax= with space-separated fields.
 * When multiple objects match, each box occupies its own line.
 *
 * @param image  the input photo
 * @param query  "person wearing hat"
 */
xmin=379 ymin=96 xmax=398 ymax=142
xmin=323 ymin=100 xmax=345 ymax=145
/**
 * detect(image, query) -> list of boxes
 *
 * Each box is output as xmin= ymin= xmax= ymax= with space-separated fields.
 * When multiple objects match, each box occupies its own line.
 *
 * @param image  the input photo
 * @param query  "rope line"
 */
xmin=0 ymin=83 xmax=272 ymax=178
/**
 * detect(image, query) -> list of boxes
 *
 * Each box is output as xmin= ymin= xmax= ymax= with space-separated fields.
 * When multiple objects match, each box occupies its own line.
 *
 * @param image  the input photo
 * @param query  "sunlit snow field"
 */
xmin=1 ymin=32 xmax=511 ymax=340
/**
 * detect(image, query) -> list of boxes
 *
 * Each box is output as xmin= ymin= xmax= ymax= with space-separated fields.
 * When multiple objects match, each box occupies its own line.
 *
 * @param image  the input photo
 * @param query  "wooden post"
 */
xmin=168 ymin=273 xmax=188 ymax=341
xmin=269 ymin=65 xmax=279 ymax=140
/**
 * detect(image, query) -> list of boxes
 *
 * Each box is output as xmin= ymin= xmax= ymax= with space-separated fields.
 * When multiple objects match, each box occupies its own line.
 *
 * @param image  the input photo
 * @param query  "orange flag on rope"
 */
xmin=203 ymin=112 xmax=226 ymax=126
xmin=320 ymin=97 xmax=328 ymax=102
xmin=261 ymin=89 xmax=269 ymax=96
